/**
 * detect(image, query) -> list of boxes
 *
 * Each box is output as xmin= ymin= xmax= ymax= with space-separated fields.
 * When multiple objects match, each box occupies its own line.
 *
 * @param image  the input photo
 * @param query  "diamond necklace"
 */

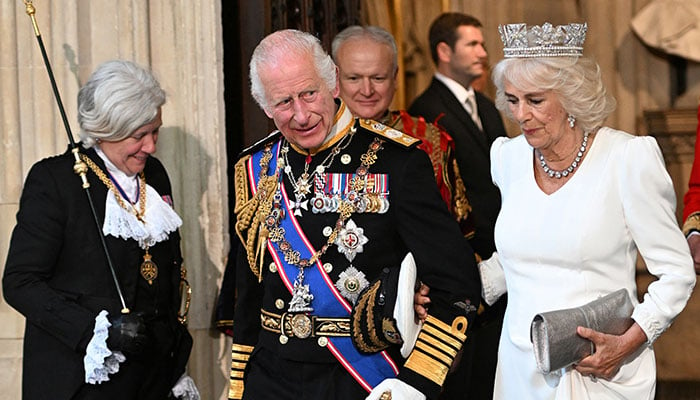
xmin=537 ymin=130 xmax=589 ymax=179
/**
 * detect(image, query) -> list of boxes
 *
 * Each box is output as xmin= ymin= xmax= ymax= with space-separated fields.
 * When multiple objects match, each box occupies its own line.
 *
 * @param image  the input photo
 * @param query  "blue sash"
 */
xmin=248 ymin=139 xmax=398 ymax=391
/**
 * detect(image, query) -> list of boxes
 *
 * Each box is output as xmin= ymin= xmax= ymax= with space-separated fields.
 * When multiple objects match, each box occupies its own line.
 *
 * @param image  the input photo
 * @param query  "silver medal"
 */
xmin=288 ymin=279 xmax=314 ymax=313
xmin=290 ymin=195 xmax=308 ymax=216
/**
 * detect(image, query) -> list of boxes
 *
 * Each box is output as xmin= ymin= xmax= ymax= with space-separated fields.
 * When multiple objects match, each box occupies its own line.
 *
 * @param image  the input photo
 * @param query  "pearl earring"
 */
xmin=567 ymin=114 xmax=576 ymax=128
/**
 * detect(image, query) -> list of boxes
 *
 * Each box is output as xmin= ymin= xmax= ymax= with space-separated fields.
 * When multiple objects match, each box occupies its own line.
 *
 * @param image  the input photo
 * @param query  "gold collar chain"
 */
xmin=79 ymin=154 xmax=147 ymax=222
xmin=280 ymin=126 xmax=357 ymax=200
xmin=80 ymin=153 xmax=158 ymax=284
xmin=263 ymin=136 xmax=385 ymax=269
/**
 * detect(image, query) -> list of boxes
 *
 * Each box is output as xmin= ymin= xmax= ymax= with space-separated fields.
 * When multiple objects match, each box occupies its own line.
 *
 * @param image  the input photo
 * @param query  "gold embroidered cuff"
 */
xmin=404 ymin=315 xmax=468 ymax=385
xmin=229 ymin=343 xmax=254 ymax=400
xmin=683 ymin=212 xmax=700 ymax=236
xmin=350 ymin=280 xmax=403 ymax=353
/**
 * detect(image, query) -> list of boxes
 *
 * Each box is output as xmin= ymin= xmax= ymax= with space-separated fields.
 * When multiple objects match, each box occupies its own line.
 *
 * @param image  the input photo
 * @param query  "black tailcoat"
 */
xmin=3 ymin=146 xmax=192 ymax=400
xmin=409 ymin=77 xmax=507 ymax=256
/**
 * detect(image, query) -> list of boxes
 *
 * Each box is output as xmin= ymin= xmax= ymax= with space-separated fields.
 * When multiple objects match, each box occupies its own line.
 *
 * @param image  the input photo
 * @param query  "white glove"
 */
xmin=365 ymin=378 xmax=425 ymax=400
xmin=171 ymin=373 xmax=200 ymax=400
xmin=478 ymin=252 xmax=506 ymax=306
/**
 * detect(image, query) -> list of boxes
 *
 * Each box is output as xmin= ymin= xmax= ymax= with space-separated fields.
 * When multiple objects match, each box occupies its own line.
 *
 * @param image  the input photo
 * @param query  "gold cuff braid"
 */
xmin=682 ymin=212 xmax=700 ymax=236
xmin=404 ymin=315 xmax=467 ymax=385
xmin=228 ymin=343 xmax=254 ymax=399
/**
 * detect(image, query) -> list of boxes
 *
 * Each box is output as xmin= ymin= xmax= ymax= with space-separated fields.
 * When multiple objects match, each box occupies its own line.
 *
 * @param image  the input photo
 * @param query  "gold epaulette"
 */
xmin=683 ymin=212 xmax=700 ymax=236
xmin=233 ymin=155 xmax=252 ymax=216
xmin=229 ymin=343 xmax=254 ymax=399
xmin=405 ymin=315 xmax=468 ymax=386
xmin=233 ymin=149 xmax=279 ymax=281
xmin=358 ymin=118 xmax=420 ymax=148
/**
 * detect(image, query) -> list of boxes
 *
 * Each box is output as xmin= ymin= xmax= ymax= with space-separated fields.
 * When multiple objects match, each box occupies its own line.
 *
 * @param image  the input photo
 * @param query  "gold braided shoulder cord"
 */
xmin=451 ymin=158 xmax=471 ymax=223
xmin=421 ymin=122 xmax=444 ymax=174
xmin=238 ymin=137 xmax=386 ymax=281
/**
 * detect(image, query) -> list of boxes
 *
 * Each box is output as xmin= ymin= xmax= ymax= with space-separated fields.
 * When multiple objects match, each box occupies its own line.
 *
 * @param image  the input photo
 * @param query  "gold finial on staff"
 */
xmin=24 ymin=0 xmax=41 ymax=37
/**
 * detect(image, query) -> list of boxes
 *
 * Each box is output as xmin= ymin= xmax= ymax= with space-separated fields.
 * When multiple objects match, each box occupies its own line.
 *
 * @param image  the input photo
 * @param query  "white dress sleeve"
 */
xmin=490 ymin=136 xmax=510 ymax=189
xmin=476 ymin=138 xmax=511 ymax=306
xmin=619 ymin=136 xmax=696 ymax=343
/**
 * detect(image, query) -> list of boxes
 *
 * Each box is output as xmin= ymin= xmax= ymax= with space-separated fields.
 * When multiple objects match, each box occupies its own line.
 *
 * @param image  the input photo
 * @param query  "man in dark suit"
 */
xmin=408 ymin=12 xmax=507 ymax=400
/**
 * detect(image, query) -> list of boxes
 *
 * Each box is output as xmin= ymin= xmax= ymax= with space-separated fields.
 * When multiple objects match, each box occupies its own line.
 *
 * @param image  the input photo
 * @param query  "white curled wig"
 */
xmin=77 ymin=60 xmax=165 ymax=148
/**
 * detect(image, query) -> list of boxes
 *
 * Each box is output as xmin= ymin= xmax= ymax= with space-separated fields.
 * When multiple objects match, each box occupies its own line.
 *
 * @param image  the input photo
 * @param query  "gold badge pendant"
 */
xmin=140 ymin=248 xmax=158 ymax=284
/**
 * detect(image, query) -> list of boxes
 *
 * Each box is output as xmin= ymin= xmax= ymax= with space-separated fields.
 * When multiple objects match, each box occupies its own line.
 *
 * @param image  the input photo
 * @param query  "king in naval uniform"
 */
xmin=228 ymin=29 xmax=481 ymax=400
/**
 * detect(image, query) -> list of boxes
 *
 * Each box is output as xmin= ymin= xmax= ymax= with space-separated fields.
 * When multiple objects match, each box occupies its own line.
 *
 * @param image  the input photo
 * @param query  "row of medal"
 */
xmin=292 ymin=172 xmax=390 ymax=216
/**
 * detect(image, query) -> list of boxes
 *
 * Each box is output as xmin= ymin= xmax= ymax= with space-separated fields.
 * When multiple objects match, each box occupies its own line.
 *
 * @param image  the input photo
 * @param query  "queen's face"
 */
xmin=98 ymin=108 xmax=162 ymax=176
xmin=261 ymin=53 xmax=339 ymax=151
xmin=504 ymin=82 xmax=569 ymax=152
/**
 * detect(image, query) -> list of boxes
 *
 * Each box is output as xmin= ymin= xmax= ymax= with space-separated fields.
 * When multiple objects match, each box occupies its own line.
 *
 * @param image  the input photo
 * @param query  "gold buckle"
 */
xmin=289 ymin=314 xmax=313 ymax=338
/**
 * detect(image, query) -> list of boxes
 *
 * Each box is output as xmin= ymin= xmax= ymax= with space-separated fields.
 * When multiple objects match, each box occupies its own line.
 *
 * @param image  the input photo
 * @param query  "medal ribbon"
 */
xmin=323 ymin=173 xmax=389 ymax=195
xmin=248 ymin=138 xmax=398 ymax=391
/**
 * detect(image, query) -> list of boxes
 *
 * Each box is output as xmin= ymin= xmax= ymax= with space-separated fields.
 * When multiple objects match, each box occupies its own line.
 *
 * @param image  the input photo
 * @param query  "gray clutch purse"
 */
xmin=530 ymin=289 xmax=634 ymax=374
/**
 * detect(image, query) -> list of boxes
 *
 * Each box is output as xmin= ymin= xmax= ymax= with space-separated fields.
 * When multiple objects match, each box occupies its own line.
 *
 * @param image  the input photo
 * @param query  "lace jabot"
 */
xmin=94 ymin=147 xmax=182 ymax=248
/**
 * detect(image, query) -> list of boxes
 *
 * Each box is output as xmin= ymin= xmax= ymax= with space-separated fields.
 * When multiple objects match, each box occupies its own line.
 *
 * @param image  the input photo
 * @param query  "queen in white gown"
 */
xmin=480 ymin=22 xmax=697 ymax=400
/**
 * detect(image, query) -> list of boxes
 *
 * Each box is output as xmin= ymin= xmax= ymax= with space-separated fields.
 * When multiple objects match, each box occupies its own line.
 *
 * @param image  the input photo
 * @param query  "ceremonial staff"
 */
xmin=23 ymin=0 xmax=130 ymax=314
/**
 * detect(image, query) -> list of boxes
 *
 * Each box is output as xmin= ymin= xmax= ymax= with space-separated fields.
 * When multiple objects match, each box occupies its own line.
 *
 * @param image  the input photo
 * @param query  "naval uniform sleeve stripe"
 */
xmin=405 ymin=347 xmax=452 ymax=385
xmin=421 ymin=323 xmax=464 ymax=350
xmin=416 ymin=333 xmax=460 ymax=359
xmin=231 ymin=353 xmax=251 ymax=362
xmin=230 ymin=361 xmax=248 ymax=370
xmin=229 ymin=370 xmax=245 ymax=379
xmin=414 ymin=339 xmax=455 ymax=366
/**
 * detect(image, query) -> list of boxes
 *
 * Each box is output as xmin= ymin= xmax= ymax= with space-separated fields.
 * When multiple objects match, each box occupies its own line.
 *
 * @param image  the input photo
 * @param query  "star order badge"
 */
xmin=335 ymin=266 xmax=369 ymax=304
xmin=335 ymin=218 xmax=368 ymax=262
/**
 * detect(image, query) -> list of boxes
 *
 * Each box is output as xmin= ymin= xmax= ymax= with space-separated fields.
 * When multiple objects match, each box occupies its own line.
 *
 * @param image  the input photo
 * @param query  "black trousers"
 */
xmin=243 ymin=346 xmax=369 ymax=400
xmin=71 ymin=355 xmax=175 ymax=400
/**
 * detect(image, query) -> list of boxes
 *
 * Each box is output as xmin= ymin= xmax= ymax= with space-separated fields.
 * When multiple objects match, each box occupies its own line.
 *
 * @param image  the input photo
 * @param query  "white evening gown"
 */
xmin=487 ymin=127 xmax=695 ymax=400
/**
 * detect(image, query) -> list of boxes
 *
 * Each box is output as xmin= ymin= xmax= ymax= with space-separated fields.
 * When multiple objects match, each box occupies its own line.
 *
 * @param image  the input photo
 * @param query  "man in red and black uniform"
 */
xmin=332 ymin=25 xmax=474 ymax=238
